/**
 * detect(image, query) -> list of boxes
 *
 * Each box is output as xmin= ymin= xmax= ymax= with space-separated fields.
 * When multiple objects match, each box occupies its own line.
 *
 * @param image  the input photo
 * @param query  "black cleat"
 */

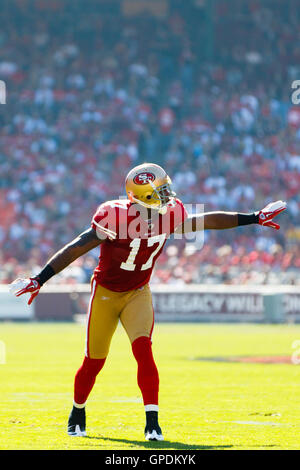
xmin=145 ymin=422 xmax=164 ymax=441
xmin=67 ymin=406 xmax=87 ymax=437
xmin=144 ymin=411 xmax=164 ymax=441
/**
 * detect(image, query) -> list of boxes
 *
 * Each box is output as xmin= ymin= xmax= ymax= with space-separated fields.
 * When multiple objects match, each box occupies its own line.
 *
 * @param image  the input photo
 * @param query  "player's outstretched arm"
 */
xmin=10 ymin=228 xmax=103 ymax=305
xmin=45 ymin=227 xmax=103 ymax=274
xmin=175 ymin=200 xmax=287 ymax=234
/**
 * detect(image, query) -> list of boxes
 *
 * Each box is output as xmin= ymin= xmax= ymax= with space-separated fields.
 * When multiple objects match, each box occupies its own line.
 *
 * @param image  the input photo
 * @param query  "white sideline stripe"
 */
xmin=85 ymin=279 xmax=97 ymax=357
xmin=145 ymin=404 xmax=159 ymax=412
xmin=2 ymin=284 xmax=300 ymax=294
xmin=232 ymin=420 xmax=290 ymax=427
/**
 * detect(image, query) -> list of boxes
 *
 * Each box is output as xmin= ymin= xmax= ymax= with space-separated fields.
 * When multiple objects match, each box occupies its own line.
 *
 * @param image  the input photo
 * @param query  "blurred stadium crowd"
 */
xmin=1 ymin=0 xmax=300 ymax=286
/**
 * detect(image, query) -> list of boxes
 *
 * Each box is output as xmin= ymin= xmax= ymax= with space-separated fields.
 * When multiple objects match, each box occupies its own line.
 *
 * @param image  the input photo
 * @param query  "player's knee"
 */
xmin=87 ymin=351 xmax=109 ymax=361
xmin=78 ymin=356 xmax=106 ymax=377
xmin=87 ymin=341 xmax=111 ymax=360
xmin=131 ymin=335 xmax=154 ymax=363
xmin=130 ymin=332 xmax=151 ymax=345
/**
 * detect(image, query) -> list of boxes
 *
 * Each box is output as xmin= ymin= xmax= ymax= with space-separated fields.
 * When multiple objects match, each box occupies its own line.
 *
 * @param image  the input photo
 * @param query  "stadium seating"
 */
xmin=0 ymin=0 xmax=299 ymax=286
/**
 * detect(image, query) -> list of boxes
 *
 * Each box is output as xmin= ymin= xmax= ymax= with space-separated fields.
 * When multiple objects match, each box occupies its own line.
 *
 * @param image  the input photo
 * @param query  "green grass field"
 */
xmin=0 ymin=322 xmax=299 ymax=450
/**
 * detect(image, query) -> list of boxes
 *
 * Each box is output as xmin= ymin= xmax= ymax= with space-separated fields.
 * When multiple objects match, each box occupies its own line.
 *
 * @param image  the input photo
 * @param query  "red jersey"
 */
xmin=91 ymin=198 xmax=187 ymax=292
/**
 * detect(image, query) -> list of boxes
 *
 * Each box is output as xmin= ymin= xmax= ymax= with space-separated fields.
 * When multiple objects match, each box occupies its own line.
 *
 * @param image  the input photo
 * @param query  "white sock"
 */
xmin=145 ymin=404 xmax=159 ymax=412
xmin=73 ymin=401 xmax=86 ymax=409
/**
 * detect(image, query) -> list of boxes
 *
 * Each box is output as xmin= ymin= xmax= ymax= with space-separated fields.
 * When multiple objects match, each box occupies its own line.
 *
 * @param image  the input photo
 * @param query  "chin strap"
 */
xmin=130 ymin=194 xmax=175 ymax=215
xmin=130 ymin=193 xmax=161 ymax=211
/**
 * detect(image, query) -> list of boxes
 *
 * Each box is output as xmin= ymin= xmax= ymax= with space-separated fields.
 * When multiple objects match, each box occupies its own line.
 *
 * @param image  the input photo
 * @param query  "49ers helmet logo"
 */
xmin=133 ymin=172 xmax=155 ymax=185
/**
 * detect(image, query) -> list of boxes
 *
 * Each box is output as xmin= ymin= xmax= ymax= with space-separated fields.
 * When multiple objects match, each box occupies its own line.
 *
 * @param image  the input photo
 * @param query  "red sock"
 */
xmin=74 ymin=356 xmax=106 ymax=406
xmin=132 ymin=336 xmax=159 ymax=406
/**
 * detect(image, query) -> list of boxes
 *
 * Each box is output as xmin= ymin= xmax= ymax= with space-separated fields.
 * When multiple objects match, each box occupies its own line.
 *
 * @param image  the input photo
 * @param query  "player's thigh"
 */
xmin=120 ymin=285 xmax=154 ymax=344
xmin=85 ymin=282 xmax=120 ymax=359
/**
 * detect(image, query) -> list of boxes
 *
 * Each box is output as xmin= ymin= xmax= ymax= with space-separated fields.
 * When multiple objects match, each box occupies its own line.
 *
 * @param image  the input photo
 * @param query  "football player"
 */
xmin=10 ymin=163 xmax=286 ymax=440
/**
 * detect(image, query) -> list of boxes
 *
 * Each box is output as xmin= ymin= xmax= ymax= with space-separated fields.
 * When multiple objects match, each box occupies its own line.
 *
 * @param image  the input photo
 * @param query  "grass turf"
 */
xmin=0 ymin=322 xmax=299 ymax=450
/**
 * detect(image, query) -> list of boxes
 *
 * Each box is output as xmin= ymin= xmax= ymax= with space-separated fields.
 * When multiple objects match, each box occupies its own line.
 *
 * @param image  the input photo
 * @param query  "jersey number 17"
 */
xmin=120 ymin=234 xmax=166 ymax=271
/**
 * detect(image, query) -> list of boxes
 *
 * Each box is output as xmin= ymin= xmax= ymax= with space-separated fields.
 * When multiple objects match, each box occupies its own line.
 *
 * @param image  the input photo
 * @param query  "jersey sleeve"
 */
xmin=91 ymin=202 xmax=118 ymax=240
xmin=169 ymin=198 xmax=188 ymax=234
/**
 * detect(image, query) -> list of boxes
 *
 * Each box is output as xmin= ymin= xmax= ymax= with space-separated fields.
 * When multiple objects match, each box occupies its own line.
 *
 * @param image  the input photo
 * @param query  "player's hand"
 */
xmin=257 ymin=200 xmax=287 ymax=230
xmin=9 ymin=277 xmax=41 ymax=305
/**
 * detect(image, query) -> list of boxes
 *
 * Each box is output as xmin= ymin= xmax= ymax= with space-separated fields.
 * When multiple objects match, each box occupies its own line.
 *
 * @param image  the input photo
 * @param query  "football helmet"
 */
xmin=125 ymin=163 xmax=176 ymax=214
